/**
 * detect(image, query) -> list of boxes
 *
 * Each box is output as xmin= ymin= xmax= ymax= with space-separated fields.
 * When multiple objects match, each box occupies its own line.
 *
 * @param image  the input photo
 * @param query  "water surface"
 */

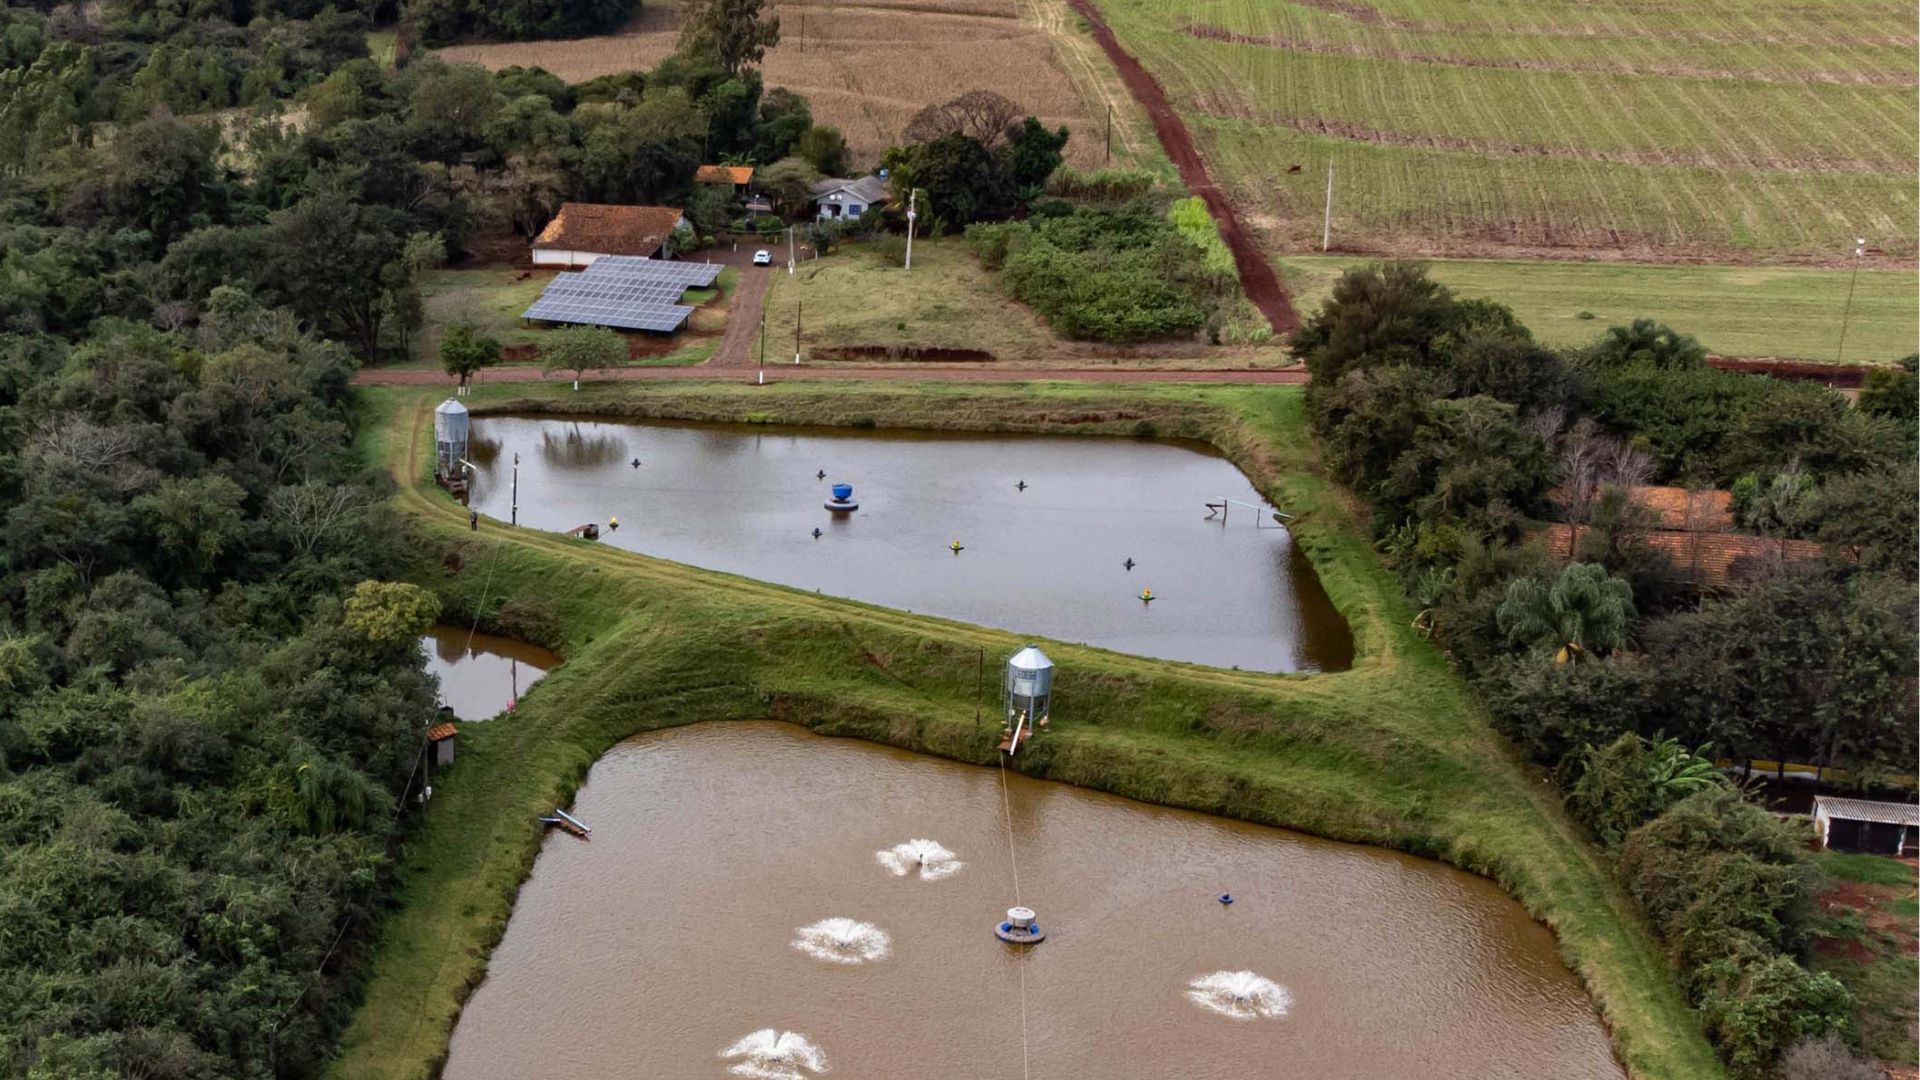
xmin=465 ymin=416 xmax=1352 ymax=672
xmin=422 ymin=624 xmax=557 ymax=720
xmin=444 ymin=723 xmax=1622 ymax=1080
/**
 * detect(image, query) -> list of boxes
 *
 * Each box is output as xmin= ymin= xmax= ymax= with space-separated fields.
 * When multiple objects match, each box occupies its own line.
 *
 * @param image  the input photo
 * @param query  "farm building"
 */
xmin=809 ymin=175 xmax=891 ymax=220
xmin=1813 ymin=796 xmax=1919 ymax=856
xmin=532 ymin=203 xmax=686 ymax=267
xmin=427 ymin=721 xmax=458 ymax=768
xmin=1540 ymin=485 xmax=1824 ymax=589
xmin=696 ymin=164 xmax=755 ymax=195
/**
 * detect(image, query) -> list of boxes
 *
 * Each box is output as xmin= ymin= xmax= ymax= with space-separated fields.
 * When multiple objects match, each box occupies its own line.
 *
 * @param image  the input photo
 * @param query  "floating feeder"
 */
xmin=825 ymin=482 xmax=859 ymax=512
xmin=995 ymin=905 xmax=1046 ymax=945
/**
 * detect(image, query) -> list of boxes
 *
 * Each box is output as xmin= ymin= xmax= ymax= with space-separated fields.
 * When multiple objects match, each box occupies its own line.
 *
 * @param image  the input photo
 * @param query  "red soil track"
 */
xmin=1062 ymin=0 xmax=1300 ymax=335
xmin=357 ymin=365 xmax=1310 ymax=387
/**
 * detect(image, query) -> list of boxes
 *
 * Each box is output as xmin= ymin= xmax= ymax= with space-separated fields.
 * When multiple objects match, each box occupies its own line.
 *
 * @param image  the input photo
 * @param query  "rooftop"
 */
xmin=426 ymin=722 xmax=458 ymax=742
xmin=533 ymin=203 xmax=684 ymax=256
xmin=1815 ymin=796 xmax=1920 ymax=826
xmin=1538 ymin=523 xmax=1824 ymax=588
xmin=696 ymin=164 xmax=755 ymax=185
xmin=810 ymin=174 xmax=892 ymax=206
xmin=1550 ymin=485 xmax=1735 ymax=531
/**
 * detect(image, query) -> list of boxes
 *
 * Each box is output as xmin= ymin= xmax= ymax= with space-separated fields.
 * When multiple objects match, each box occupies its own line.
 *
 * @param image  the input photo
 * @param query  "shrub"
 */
xmin=966 ymin=206 xmax=1211 ymax=343
xmin=1778 ymin=1034 xmax=1884 ymax=1080
xmin=1045 ymin=165 xmax=1155 ymax=202
xmin=1479 ymin=655 xmax=1651 ymax=765
xmin=1696 ymin=953 xmax=1855 ymax=1079
xmin=1566 ymin=733 xmax=1724 ymax=849
xmin=1619 ymin=787 xmax=1816 ymax=959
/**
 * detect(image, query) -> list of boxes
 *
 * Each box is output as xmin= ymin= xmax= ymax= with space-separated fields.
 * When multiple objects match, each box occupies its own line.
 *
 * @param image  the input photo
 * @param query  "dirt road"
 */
xmin=1060 ymin=0 xmax=1300 ymax=335
xmin=359 ymin=364 xmax=1310 ymax=387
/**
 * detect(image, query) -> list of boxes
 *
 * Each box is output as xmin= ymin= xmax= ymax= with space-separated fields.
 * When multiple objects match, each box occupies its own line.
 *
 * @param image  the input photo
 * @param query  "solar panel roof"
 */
xmin=520 ymin=257 xmax=721 ymax=332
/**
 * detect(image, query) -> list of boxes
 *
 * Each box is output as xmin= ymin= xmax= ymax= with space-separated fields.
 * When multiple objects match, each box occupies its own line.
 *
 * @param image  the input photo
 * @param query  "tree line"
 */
xmin=1293 ymin=262 xmax=1916 ymax=1079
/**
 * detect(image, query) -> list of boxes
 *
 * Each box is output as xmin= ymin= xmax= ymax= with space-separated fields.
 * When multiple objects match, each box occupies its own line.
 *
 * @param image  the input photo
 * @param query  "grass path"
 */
xmin=328 ymin=379 xmax=1723 ymax=1080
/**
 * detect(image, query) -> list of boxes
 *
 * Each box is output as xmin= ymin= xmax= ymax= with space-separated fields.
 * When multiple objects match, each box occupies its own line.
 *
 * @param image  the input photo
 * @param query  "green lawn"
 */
xmin=1279 ymin=255 xmax=1919 ymax=364
xmin=758 ymin=239 xmax=1067 ymax=361
xmin=1809 ymin=850 xmax=1918 ymax=1066
xmin=1088 ymin=0 xmax=1915 ymax=262
xmin=329 ymin=379 xmax=1723 ymax=1080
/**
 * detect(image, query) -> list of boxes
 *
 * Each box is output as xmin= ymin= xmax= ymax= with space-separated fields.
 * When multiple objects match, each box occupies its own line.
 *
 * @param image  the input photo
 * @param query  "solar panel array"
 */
xmin=522 ymin=257 xmax=725 ymax=333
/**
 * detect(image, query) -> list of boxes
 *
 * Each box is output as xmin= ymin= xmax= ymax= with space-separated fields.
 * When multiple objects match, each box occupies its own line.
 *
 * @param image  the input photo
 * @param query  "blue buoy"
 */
xmin=1218 ymin=893 xmax=1234 ymax=905
xmin=825 ymin=482 xmax=859 ymax=512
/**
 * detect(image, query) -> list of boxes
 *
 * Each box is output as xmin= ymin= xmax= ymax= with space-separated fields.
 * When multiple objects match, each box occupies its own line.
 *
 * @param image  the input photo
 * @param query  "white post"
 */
xmin=1322 ymin=161 xmax=1334 ymax=252
xmin=788 ymin=224 xmax=795 ymax=275
xmin=905 ymin=189 xmax=917 ymax=271
xmin=510 ymin=453 xmax=519 ymax=526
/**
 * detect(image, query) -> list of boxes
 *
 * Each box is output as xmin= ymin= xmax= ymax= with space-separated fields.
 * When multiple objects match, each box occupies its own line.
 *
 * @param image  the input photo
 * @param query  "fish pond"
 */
xmin=463 ymin=416 xmax=1352 ymax=673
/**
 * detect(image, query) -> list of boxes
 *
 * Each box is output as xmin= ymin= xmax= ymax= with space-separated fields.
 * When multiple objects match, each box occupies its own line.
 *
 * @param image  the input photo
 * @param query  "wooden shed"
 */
xmin=427 ymin=721 xmax=458 ymax=768
xmin=1813 ymin=796 xmax=1918 ymax=856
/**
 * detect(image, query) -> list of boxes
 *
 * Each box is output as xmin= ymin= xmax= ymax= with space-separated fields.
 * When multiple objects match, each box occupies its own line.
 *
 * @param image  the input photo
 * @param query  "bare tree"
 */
xmin=268 ymin=482 xmax=369 ymax=560
xmin=903 ymin=90 xmax=1022 ymax=148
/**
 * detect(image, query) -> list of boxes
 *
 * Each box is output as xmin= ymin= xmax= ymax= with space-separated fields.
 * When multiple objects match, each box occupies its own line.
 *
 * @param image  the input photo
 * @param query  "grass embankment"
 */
xmin=406 ymin=266 xmax=735 ymax=371
xmin=1088 ymin=0 xmax=1915 ymax=263
xmin=1809 ymin=851 xmax=1920 ymax=1065
xmin=1280 ymin=256 xmax=1920 ymax=364
xmin=330 ymin=379 xmax=1723 ymax=1080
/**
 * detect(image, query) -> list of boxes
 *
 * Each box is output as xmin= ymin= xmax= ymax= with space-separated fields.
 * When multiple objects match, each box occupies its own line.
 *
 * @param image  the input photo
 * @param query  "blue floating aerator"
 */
xmin=1218 ymin=893 xmax=1234 ymax=905
xmin=825 ymin=483 xmax=859 ymax=512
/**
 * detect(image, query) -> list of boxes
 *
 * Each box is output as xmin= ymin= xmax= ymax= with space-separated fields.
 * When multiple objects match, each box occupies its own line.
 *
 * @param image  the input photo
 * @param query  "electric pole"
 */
xmin=905 ymin=189 xmax=916 ymax=271
xmin=510 ymin=452 xmax=519 ymax=526
xmin=758 ymin=303 xmax=766 ymax=385
xmin=795 ymin=298 xmax=803 ymax=364
xmin=1104 ymin=104 xmax=1112 ymax=165
xmin=787 ymin=223 xmax=795 ymax=274
xmin=1322 ymin=161 xmax=1334 ymax=252
xmin=1835 ymin=236 xmax=1865 ymax=363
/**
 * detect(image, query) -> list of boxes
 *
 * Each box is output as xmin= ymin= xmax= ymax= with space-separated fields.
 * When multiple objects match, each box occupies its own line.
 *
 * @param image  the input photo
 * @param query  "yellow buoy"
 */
xmin=609 ymin=515 xmax=620 ymax=530
xmin=950 ymin=539 xmax=964 ymax=553
xmin=1140 ymin=589 xmax=1154 ymax=602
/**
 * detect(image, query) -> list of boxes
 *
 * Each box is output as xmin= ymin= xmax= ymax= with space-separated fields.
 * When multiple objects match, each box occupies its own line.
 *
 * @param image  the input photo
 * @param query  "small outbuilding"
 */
xmin=532 ymin=203 xmax=686 ymax=267
xmin=695 ymin=164 xmax=755 ymax=196
xmin=427 ymin=721 xmax=458 ymax=767
xmin=809 ymin=175 xmax=891 ymax=220
xmin=1813 ymin=796 xmax=1918 ymax=856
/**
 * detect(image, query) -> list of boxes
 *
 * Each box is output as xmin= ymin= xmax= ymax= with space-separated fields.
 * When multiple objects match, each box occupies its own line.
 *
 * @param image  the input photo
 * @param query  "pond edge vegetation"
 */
xmin=331 ymin=379 xmax=1722 ymax=1080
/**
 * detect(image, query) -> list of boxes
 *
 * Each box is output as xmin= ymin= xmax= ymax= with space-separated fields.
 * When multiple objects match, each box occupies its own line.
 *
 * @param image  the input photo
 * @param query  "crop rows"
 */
xmin=1091 ymin=0 xmax=1918 ymax=261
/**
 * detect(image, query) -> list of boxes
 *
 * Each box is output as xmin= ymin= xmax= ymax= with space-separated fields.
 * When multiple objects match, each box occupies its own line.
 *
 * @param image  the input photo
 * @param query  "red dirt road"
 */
xmin=359 ymin=365 xmax=1310 ymax=387
xmin=1062 ymin=0 xmax=1300 ymax=335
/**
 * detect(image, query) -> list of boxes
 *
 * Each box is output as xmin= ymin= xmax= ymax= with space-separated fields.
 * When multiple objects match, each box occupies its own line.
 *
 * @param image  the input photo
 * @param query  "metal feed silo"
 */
xmin=434 ymin=399 xmax=470 ymax=493
xmin=1004 ymin=645 xmax=1054 ymax=731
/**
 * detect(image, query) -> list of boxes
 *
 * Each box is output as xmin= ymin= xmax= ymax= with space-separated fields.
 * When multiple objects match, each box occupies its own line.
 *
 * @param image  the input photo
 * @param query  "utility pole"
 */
xmin=1835 ymin=236 xmax=1865 ymax=363
xmin=1321 ymin=160 xmax=1334 ymax=252
xmin=757 ymin=302 xmax=766 ymax=385
xmin=1104 ymin=104 xmax=1112 ymax=165
xmin=905 ymin=189 xmax=917 ymax=271
xmin=787 ymin=223 xmax=795 ymax=274
xmin=795 ymin=299 xmax=803 ymax=364
xmin=510 ymin=453 xmax=519 ymax=526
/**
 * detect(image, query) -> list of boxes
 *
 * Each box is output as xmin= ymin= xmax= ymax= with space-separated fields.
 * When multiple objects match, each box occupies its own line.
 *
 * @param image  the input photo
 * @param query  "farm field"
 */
xmin=1277 ymin=256 xmax=1920 ymax=363
xmin=435 ymin=0 xmax=1165 ymax=171
xmin=1086 ymin=0 xmax=1917 ymax=264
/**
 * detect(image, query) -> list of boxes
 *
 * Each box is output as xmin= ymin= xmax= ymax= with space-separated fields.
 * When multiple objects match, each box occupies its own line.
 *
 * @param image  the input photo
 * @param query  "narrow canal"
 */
xmin=443 ymin=723 xmax=1623 ymax=1080
xmin=463 ymin=416 xmax=1353 ymax=673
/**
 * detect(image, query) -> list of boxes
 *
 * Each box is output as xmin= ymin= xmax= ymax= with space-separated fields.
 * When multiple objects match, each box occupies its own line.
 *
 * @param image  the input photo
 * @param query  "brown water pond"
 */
xmin=443 ymin=723 xmax=1623 ymax=1080
xmin=421 ymin=624 xmax=557 ymax=720
xmin=464 ymin=416 xmax=1353 ymax=673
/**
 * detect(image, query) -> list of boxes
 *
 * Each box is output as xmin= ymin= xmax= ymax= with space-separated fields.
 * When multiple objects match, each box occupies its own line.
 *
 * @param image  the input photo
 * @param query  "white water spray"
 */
xmin=1186 ymin=971 xmax=1293 ymax=1020
xmin=792 ymin=918 xmax=891 ymax=965
xmin=875 ymin=838 xmax=963 ymax=880
xmin=719 ymin=1029 xmax=830 ymax=1079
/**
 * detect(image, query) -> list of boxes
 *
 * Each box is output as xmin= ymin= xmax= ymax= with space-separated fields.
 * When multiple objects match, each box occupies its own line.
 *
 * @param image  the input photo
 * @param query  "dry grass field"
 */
xmin=1086 ymin=0 xmax=1917 ymax=265
xmin=437 ymin=0 xmax=1161 ymax=170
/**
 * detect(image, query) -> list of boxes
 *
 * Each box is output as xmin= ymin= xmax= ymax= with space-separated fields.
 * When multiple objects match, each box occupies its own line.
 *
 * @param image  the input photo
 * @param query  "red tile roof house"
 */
xmin=1539 ymin=484 xmax=1826 ymax=589
xmin=532 ymin=203 xmax=686 ymax=268
xmin=695 ymin=164 xmax=755 ymax=196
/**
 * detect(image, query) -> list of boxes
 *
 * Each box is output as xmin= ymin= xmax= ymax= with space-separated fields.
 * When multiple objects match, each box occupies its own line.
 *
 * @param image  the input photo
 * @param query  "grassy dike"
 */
xmin=329 ymin=379 xmax=1724 ymax=1080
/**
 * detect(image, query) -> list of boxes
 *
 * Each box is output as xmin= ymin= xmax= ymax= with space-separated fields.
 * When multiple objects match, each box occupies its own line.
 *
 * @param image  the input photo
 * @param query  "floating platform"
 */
xmin=998 ymin=727 xmax=1031 ymax=754
xmin=824 ymin=499 xmax=859 ymax=512
xmin=996 ymin=906 xmax=1046 ymax=944
xmin=539 ymin=815 xmax=589 ymax=838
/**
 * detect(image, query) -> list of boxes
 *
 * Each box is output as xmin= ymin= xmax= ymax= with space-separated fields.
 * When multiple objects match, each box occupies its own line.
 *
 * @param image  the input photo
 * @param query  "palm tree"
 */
xmin=1496 ymin=562 xmax=1635 ymax=662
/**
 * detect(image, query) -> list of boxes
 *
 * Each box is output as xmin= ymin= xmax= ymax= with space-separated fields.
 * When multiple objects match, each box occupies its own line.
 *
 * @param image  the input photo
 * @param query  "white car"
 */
xmin=753 ymin=249 xmax=773 ymax=266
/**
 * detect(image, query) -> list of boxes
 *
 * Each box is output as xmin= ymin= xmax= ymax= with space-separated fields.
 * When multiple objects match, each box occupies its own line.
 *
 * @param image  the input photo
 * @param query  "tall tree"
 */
xmin=678 ymin=0 xmax=781 ymax=78
xmin=1496 ymin=562 xmax=1636 ymax=663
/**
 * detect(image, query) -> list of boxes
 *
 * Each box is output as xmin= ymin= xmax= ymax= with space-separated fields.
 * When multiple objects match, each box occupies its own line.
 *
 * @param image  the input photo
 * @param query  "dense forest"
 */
xmin=0 ymin=0 xmax=816 ymax=1075
xmin=1293 ymin=263 xmax=1917 ymax=1079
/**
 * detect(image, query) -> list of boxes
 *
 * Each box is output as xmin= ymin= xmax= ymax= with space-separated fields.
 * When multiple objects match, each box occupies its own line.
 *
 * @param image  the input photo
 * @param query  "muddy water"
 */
xmin=444 ymin=723 xmax=1623 ymax=1080
xmin=421 ymin=625 xmax=557 ymax=720
xmin=464 ymin=416 xmax=1353 ymax=673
